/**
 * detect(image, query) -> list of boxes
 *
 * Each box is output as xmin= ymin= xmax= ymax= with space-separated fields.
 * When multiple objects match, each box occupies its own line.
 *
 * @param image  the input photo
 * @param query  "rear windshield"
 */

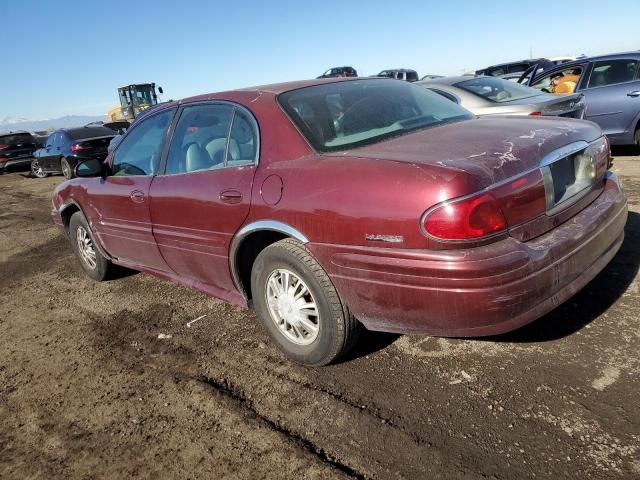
xmin=66 ymin=126 xmax=116 ymax=140
xmin=278 ymin=79 xmax=473 ymax=153
xmin=454 ymin=77 xmax=541 ymax=103
xmin=0 ymin=133 xmax=34 ymax=145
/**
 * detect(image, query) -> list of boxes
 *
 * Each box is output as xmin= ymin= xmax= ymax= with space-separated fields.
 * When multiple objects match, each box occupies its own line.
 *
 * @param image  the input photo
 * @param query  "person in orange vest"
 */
xmin=551 ymin=70 xmax=581 ymax=94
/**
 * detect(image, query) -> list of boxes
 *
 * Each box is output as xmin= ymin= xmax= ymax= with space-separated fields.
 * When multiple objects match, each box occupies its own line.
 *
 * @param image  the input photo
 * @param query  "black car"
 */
xmin=317 ymin=66 xmax=357 ymax=78
xmin=476 ymin=58 xmax=554 ymax=77
xmin=0 ymin=131 xmax=39 ymax=174
xmin=31 ymin=126 xmax=116 ymax=179
xmin=376 ymin=69 xmax=419 ymax=82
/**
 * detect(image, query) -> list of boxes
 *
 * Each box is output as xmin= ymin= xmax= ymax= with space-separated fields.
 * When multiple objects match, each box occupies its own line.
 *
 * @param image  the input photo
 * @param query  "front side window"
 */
xmin=279 ymin=79 xmax=473 ymax=153
xmin=165 ymin=103 xmax=256 ymax=175
xmin=587 ymin=60 xmax=639 ymax=88
xmin=455 ymin=77 xmax=541 ymax=103
xmin=111 ymin=109 xmax=174 ymax=176
xmin=532 ymin=67 xmax=584 ymax=94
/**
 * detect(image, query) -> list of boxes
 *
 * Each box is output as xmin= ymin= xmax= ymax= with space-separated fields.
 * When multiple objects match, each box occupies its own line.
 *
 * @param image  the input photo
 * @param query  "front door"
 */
xmin=40 ymin=132 xmax=61 ymax=171
xmin=88 ymin=107 xmax=175 ymax=271
xmin=149 ymin=103 xmax=258 ymax=293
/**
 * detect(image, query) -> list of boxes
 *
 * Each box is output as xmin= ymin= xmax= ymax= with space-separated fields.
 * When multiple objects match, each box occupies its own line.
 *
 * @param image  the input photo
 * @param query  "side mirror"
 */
xmin=158 ymin=86 xmax=164 ymax=94
xmin=75 ymin=158 xmax=105 ymax=178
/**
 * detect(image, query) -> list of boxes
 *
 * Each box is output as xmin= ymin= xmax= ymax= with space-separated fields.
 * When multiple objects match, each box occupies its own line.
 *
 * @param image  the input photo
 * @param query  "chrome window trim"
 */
xmin=160 ymin=100 xmax=261 ymax=176
xmin=229 ymin=221 xmax=309 ymax=297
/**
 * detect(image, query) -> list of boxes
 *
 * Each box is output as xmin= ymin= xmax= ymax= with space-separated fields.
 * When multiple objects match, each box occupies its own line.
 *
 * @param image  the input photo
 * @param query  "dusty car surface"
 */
xmin=51 ymin=78 xmax=628 ymax=366
xmin=419 ymin=76 xmax=586 ymax=118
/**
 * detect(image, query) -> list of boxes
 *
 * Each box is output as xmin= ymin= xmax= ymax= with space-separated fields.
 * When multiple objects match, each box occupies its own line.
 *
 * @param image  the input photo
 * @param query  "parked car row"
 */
xmin=31 ymin=125 xmax=116 ymax=179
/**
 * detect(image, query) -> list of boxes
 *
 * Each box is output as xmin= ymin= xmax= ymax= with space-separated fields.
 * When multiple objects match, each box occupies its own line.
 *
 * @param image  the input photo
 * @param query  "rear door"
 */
xmin=581 ymin=58 xmax=640 ymax=139
xmin=87 ymin=108 xmax=176 ymax=270
xmin=148 ymin=102 xmax=258 ymax=293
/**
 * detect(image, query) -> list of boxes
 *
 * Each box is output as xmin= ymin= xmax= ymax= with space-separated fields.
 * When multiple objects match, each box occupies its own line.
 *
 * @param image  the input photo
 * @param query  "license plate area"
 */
xmin=541 ymin=145 xmax=598 ymax=215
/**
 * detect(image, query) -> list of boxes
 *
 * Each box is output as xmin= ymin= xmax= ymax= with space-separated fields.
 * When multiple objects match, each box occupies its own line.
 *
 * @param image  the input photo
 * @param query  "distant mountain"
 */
xmin=0 ymin=115 xmax=106 ymax=133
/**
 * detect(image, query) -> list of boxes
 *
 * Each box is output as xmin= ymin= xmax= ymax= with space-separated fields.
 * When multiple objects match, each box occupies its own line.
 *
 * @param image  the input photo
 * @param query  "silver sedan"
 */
xmin=417 ymin=76 xmax=585 ymax=119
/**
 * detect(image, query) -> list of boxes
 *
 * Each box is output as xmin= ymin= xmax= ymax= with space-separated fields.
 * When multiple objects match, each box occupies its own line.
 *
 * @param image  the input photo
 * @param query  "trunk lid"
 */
xmin=336 ymin=116 xmax=602 ymax=188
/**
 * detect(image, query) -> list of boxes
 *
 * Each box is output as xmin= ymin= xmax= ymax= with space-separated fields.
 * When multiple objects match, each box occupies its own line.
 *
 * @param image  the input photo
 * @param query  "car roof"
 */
xmin=177 ymin=77 xmax=376 ymax=105
xmin=530 ymin=51 xmax=640 ymax=78
xmin=0 ymin=130 xmax=31 ymax=136
xmin=418 ymin=76 xmax=475 ymax=86
xmin=379 ymin=68 xmax=417 ymax=73
xmin=483 ymin=58 xmax=549 ymax=68
xmin=58 ymin=126 xmax=117 ymax=138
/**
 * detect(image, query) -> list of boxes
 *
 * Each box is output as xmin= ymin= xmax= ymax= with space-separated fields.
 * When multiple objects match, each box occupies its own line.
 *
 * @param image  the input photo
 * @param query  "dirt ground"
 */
xmin=1 ymin=150 xmax=639 ymax=480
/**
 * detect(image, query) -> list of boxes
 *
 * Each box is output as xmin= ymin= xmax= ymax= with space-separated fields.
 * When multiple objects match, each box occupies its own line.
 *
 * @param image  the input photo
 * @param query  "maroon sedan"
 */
xmin=51 ymin=78 xmax=627 ymax=366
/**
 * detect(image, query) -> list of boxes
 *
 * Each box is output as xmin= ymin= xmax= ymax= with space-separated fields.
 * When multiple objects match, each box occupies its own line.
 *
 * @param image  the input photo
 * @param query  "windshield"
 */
xmin=131 ymin=85 xmax=157 ymax=106
xmin=0 ymin=133 xmax=34 ymax=146
xmin=278 ymin=79 xmax=473 ymax=152
xmin=454 ymin=76 xmax=541 ymax=103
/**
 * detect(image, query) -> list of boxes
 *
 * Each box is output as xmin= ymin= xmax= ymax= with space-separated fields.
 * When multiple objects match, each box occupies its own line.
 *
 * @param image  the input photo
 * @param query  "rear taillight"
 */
xmin=0 ymin=144 xmax=9 ymax=150
xmin=529 ymin=111 xmax=542 ymax=116
xmin=422 ymin=169 xmax=546 ymax=241
xmin=71 ymin=144 xmax=86 ymax=152
xmin=423 ymin=193 xmax=507 ymax=240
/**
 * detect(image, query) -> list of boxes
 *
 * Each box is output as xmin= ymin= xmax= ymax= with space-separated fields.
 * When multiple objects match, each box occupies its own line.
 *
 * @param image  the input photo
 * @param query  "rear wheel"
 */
xmin=635 ymin=127 xmax=640 ymax=148
xmin=69 ymin=212 xmax=112 ymax=281
xmin=30 ymin=159 xmax=49 ymax=178
xmin=251 ymin=239 xmax=360 ymax=366
xmin=61 ymin=158 xmax=73 ymax=179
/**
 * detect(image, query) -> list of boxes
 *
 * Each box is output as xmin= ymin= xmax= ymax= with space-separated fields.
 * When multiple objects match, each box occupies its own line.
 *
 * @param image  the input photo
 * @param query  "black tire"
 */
xmin=68 ymin=211 xmax=112 ymax=281
xmin=61 ymin=158 xmax=73 ymax=179
xmin=30 ymin=159 xmax=49 ymax=178
xmin=251 ymin=238 xmax=360 ymax=366
xmin=635 ymin=127 xmax=640 ymax=148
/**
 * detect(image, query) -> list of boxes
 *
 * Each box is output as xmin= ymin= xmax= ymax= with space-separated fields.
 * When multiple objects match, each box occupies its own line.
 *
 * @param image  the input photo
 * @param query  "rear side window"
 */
xmin=507 ymin=63 xmax=529 ymax=73
xmin=587 ymin=59 xmax=639 ymax=88
xmin=486 ymin=67 xmax=505 ymax=77
xmin=112 ymin=109 xmax=174 ymax=176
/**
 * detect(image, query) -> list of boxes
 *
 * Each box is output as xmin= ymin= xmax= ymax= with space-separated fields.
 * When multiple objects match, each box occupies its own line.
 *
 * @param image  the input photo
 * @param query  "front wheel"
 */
xmin=69 ymin=212 xmax=112 ymax=281
xmin=30 ymin=159 xmax=49 ymax=178
xmin=251 ymin=239 xmax=360 ymax=366
xmin=61 ymin=158 xmax=73 ymax=179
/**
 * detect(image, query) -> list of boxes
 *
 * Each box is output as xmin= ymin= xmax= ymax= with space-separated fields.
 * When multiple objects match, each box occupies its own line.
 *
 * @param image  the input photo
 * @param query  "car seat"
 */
xmin=205 ymin=137 xmax=240 ymax=166
xmin=185 ymin=143 xmax=214 ymax=172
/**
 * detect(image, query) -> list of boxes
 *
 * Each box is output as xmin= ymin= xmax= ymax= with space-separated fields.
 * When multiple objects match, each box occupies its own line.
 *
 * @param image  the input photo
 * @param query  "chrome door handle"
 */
xmin=130 ymin=190 xmax=145 ymax=203
xmin=627 ymin=91 xmax=640 ymax=97
xmin=219 ymin=190 xmax=242 ymax=204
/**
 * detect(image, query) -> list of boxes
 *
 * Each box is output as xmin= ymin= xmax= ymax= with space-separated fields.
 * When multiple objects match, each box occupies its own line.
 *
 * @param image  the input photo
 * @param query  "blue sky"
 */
xmin=1 ymin=0 xmax=637 ymax=119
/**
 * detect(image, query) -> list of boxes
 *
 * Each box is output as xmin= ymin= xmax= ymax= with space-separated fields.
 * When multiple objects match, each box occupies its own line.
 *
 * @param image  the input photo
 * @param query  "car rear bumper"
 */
xmin=308 ymin=171 xmax=628 ymax=336
xmin=0 ymin=156 xmax=33 ymax=172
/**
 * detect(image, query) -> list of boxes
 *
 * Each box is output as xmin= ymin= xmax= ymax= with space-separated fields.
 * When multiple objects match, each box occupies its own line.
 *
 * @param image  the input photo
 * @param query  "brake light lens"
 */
xmin=529 ymin=111 xmax=542 ymax=116
xmin=71 ymin=144 xmax=85 ymax=152
xmin=0 ymin=144 xmax=9 ymax=150
xmin=423 ymin=193 xmax=507 ymax=240
xmin=422 ymin=169 xmax=547 ymax=241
